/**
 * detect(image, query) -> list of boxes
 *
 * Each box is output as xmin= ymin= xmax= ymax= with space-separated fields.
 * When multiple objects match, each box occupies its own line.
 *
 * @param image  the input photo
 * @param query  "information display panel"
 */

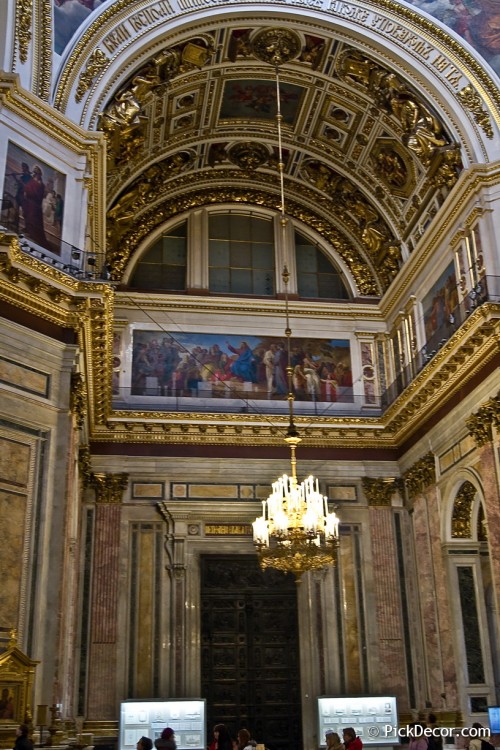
xmin=318 ymin=696 xmax=399 ymax=746
xmin=488 ymin=707 xmax=500 ymax=733
xmin=120 ymin=700 xmax=206 ymax=750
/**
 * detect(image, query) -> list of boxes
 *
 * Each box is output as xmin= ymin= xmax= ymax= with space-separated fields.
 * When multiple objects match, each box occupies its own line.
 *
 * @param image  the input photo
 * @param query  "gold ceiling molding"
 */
xmin=70 ymin=372 xmax=87 ymax=430
xmin=16 ymin=0 xmax=32 ymax=64
xmin=76 ymin=49 xmax=110 ymax=103
xmin=361 ymin=0 xmax=500 ymax=119
xmin=458 ymin=84 xmax=494 ymax=139
xmin=362 ymin=477 xmax=399 ymax=506
xmin=114 ymin=294 xmax=384 ymax=320
xmin=403 ymin=452 xmax=436 ymax=499
xmin=106 ymin=179 xmax=382 ymax=296
xmin=466 ymin=392 xmax=500 ymax=447
xmin=90 ymin=419 xmax=396 ymax=448
xmin=35 ymin=0 xmax=52 ymax=101
xmin=51 ymin=0 xmax=500 ymax=126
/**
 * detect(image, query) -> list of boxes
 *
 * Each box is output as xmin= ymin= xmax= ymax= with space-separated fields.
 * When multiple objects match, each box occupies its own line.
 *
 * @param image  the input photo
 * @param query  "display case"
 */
xmin=119 ymin=700 xmax=206 ymax=750
xmin=317 ymin=696 xmax=399 ymax=746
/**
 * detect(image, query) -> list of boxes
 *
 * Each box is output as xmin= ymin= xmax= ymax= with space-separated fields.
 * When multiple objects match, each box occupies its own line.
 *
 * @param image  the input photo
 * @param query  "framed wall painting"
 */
xmin=129 ymin=331 xmax=352 ymax=404
xmin=2 ymin=142 xmax=66 ymax=255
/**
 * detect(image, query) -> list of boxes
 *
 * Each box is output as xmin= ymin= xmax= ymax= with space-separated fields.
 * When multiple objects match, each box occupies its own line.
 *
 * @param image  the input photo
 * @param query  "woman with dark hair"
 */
xmin=211 ymin=724 xmax=233 ymax=750
xmin=14 ymin=725 xmax=34 ymax=750
xmin=342 ymin=728 xmax=362 ymax=750
xmin=155 ymin=728 xmax=176 ymax=750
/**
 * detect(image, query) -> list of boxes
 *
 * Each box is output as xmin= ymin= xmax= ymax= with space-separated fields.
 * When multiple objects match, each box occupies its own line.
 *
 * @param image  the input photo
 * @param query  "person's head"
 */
xmin=238 ymin=729 xmax=250 ymax=747
xmin=21 ymin=163 xmax=29 ymax=173
xmin=343 ymin=728 xmax=356 ymax=744
xmin=428 ymin=714 xmax=437 ymax=725
xmin=17 ymin=725 xmax=29 ymax=737
xmin=214 ymin=725 xmax=230 ymax=741
xmin=325 ymin=730 xmax=336 ymax=746
xmin=137 ymin=738 xmax=153 ymax=750
xmin=32 ymin=165 xmax=42 ymax=179
xmin=162 ymin=729 xmax=174 ymax=740
xmin=472 ymin=724 xmax=483 ymax=731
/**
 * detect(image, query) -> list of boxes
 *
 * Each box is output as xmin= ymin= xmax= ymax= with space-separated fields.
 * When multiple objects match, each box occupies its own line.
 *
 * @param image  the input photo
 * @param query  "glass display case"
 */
xmin=119 ymin=700 xmax=206 ymax=750
xmin=318 ymin=696 xmax=399 ymax=746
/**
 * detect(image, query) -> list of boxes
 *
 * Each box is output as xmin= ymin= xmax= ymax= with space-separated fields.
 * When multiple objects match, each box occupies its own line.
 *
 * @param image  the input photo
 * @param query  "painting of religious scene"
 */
xmin=130 ymin=331 xmax=352 ymax=403
xmin=54 ymin=0 xmax=114 ymax=55
xmin=2 ymin=142 xmax=66 ymax=255
xmin=0 ymin=685 xmax=17 ymax=721
xmin=220 ymin=80 xmax=304 ymax=124
xmin=403 ymin=0 xmax=500 ymax=77
xmin=422 ymin=261 xmax=458 ymax=345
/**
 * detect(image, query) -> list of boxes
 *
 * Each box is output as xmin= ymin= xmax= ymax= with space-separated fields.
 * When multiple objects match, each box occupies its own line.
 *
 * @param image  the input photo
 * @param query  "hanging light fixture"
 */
xmin=251 ymin=29 xmax=340 ymax=580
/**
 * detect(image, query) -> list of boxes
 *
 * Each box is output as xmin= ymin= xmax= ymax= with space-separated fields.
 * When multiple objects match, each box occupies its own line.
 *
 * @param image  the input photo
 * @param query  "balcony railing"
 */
xmin=0 ymin=200 xmax=109 ymax=280
xmin=381 ymin=275 xmax=500 ymax=408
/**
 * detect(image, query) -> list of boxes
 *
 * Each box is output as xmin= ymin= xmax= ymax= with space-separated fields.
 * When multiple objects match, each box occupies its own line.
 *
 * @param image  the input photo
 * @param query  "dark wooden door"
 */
xmin=201 ymin=555 xmax=302 ymax=750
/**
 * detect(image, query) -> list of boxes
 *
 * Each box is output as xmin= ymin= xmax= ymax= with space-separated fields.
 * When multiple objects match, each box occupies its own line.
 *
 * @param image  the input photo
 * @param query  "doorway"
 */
xmin=200 ymin=555 xmax=303 ymax=750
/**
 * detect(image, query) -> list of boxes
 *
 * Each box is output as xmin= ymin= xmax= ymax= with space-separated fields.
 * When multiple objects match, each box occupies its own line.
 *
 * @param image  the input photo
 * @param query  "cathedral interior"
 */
xmin=1 ymin=1 xmax=500 ymax=749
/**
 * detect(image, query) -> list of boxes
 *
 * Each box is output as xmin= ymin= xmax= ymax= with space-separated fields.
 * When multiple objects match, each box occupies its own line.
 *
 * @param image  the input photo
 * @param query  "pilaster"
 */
xmin=363 ymin=478 xmax=409 ymax=710
xmin=86 ymin=473 xmax=128 ymax=720
xmin=404 ymin=455 xmax=458 ymax=710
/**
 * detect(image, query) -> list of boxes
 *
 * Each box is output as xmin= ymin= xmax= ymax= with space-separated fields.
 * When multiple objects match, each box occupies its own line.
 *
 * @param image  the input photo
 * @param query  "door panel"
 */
xmin=201 ymin=555 xmax=302 ymax=750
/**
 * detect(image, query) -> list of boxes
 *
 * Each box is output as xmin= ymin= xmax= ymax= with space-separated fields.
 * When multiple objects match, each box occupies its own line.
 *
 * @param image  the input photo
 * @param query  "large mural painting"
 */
xmin=128 ymin=331 xmax=353 ymax=403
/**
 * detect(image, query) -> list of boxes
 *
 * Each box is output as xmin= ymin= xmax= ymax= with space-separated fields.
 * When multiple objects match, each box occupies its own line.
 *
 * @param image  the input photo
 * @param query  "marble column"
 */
xmin=86 ymin=473 xmax=128 ymax=720
xmin=364 ymin=478 xmax=409 ymax=709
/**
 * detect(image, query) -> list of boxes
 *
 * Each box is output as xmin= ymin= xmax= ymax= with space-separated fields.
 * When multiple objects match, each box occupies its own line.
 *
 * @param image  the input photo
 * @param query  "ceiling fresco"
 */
xmin=95 ymin=25 xmax=462 ymax=295
xmin=53 ymin=0 xmax=500 ymax=78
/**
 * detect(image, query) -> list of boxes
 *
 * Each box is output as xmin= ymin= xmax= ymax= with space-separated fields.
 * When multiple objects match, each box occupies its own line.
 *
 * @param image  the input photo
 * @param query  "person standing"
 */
xmin=342 ymin=728 xmax=363 ymax=750
xmin=13 ymin=725 xmax=34 ymax=750
xmin=211 ymin=724 xmax=233 ymax=750
xmin=325 ymin=730 xmax=344 ymax=750
xmin=407 ymin=723 xmax=428 ymax=750
xmin=155 ymin=728 xmax=176 ymax=750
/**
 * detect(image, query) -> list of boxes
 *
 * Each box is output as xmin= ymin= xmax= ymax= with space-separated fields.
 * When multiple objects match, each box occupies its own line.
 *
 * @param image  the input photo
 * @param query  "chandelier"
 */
xmin=251 ymin=30 xmax=340 ymax=580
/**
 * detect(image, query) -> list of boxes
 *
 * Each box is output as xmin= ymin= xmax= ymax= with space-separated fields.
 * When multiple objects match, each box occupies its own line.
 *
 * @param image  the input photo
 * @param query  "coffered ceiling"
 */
xmin=96 ymin=23 xmax=463 ymax=295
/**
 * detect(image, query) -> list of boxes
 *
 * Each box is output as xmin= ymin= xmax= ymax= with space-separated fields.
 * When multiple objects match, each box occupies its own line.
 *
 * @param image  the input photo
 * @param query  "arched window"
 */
xmin=208 ymin=213 xmax=275 ymax=295
xmin=295 ymin=231 xmax=349 ymax=300
xmin=127 ymin=210 xmax=352 ymax=300
xmin=129 ymin=222 xmax=187 ymax=291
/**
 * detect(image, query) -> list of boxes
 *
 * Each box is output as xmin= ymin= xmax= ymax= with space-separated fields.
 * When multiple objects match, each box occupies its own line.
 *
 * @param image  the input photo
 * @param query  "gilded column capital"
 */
xmin=403 ymin=452 xmax=436 ymax=499
xmin=90 ymin=472 xmax=129 ymax=503
xmin=466 ymin=395 xmax=500 ymax=446
xmin=362 ymin=477 xmax=399 ymax=506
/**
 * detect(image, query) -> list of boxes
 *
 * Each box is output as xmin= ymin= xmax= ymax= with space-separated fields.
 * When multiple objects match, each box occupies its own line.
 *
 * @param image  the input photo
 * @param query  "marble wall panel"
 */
xmin=0 ymin=489 xmax=27 ymax=627
xmin=0 ymin=356 xmax=50 ymax=397
xmin=0 ymin=437 xmax=31 ymax=487
xmin=340 ymin=535 xmax=363 ymax=693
